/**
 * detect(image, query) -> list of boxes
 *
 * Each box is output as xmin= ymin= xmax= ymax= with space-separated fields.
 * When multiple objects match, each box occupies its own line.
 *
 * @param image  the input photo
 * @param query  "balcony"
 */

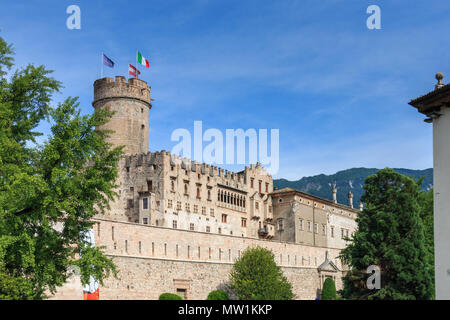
xmin=258 ymin=225 xmax=274 ymax=239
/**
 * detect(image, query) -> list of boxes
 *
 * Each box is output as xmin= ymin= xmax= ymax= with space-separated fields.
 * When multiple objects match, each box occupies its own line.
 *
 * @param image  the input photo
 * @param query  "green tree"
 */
xmin=418 ymin=189 xmax=434 ymax=297
xmin=340 ymin=168 xmax=434 ymax=300
xmin=159 ymin=293 xmax=183 ymax=300
xmin=0 ymin=34 xmax=122 ymax=299
xmin=206 ymin=289 xmax=229 ymax=300
xmin=229 ymin=246 xmax=293 ymax=300
xmin=321 ymin=278 xmax=337 ymax=300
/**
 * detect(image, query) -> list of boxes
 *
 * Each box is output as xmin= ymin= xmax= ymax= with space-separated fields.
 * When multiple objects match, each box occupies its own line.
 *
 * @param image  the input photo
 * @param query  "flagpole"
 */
xmin=136 ymin=50 xmax=138 ymax=79
xmin=101 ymin=52 xmax=104 ymax=78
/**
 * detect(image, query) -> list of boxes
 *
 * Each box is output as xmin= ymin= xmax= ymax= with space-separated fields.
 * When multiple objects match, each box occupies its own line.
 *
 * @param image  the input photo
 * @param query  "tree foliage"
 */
xmin=321 ymin=278 xmax=337 ymax=300
xmin=339 ymin=168 xmax=434 ymax=300
xmin=159 ymin=293 xmax=183 ymax=300
xmin=0 ymin=34 xmax=122 ymax=299
xmin=229 ymin=246 xmax=293 ymax=300
xmin=206 ymin=289 xmax=229 ymax=300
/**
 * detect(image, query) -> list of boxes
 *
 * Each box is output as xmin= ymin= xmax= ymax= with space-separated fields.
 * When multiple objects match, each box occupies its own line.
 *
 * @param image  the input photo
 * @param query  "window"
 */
xmin=241 ymin=218 xmax=247 ymax=228
xmin=299 ymin=219 xmax=304 ymax=230
xmin=194 ymin=205 xmax=198 ymax=214
xmin=147 ymin=180 xmax=152 ymax=192
xmin=176 ymin=201 xmax=181 ymax=211
xmin=139 ymin=241 xmax=142 ymax=254
xmin=202 ymin=207 xmax=206 ymax=215
xmin=277 ymin=219 xmax=283 ymax=231
xmin=222 ymin=214 xmax=227 ymax=223
xmin=331 ymin=226 xmax=335 ymax=238
xmin=185 ymin=203 xmax=190 ymax=212
xmin=341 ymin=228 xmax=345 ymax=239
xmin=196 ymin=187 xmax=200 ymax=198
xmin=168 ymin=199 xmax=173 ymax=208
xmin=265 ymin=182 xmax=269 ymax=193
xmin=130 ymin=186 xmax=134 ymax=192
xmin=210 ymin=208 xmax=214 ymax=217
xmin=250 ymin=178 xmax=254 ymax=188
xmin=208 ymin=190 xmax=211 ymax=200
xmin=322 ymin=224 xmax=326 ymax=235
xmin=218 ymin=227 xmax=222 ymax=234
xmin=314 ymin=223 xmax=318 ymax=234
xmin=184 ymin=184 xmax=188 ymax=194
xmin=258 ymin=181 xmax=262 ymax=193
xmin=143 ymin=197 xmax=148 ymax=209
xmin=128 ymin=199 xmax=134 ymax=208
xmin=206 ymin=226 xmax=210 ymax=233
xmin=190 ymin=223 xmax=195 ymax=231
xmin=173 ymin=220 xmax=177 ymax=229
xmin=171 ymin=181 xmax=175 ymax=191
xmin=255 ymin=202 xmax=259 ymax=210
xmin=176 ymin=289 xmax=187 ymax=300
xmin=143 ymin=218 xmax=148 ymax=225
xmin=307 ymin=221 xmax=312 ymax=232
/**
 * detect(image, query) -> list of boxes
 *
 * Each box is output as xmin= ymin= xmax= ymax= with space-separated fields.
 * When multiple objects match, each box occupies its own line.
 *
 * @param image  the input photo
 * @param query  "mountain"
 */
xmin=273 ymin=168 xmax=433 ymax=206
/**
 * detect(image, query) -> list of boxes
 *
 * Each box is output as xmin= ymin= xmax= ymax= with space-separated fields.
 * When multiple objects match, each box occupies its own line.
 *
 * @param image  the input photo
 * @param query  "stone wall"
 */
xmin=99 ymin=255 xmax=328 ymax=300
xmin=92 ymin=218 xmax=344 ymax=300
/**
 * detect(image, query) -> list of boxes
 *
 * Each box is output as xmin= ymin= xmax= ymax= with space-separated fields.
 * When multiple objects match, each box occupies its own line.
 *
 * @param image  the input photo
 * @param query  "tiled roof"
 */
xmin=409 ymin=83 xmax=450 ymax=106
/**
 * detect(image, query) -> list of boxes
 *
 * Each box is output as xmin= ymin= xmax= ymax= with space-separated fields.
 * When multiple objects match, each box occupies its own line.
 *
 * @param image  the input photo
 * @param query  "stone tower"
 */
xmin=92 ymin=76 xmax=152 ymax=155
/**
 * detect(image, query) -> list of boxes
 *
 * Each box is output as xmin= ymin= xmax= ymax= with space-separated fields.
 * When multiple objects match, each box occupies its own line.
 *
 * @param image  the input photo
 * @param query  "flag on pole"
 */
xmin=137 ymin=51 xmax=150 ymax=68
xmin=102 ymin=53 xmax=114 ymax=68
xmin=128 ymin=64 xmax=141 ymax=78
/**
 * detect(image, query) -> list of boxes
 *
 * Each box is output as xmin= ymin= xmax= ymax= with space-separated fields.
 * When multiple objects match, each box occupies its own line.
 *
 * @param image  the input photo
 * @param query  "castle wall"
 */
xmin=93 ymin=218 xmax=344 ymax=300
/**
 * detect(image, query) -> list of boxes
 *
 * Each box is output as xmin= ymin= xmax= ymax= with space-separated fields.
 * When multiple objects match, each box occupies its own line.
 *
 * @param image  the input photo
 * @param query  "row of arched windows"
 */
xmin=218 ymin=190 xmax=246 ymax=208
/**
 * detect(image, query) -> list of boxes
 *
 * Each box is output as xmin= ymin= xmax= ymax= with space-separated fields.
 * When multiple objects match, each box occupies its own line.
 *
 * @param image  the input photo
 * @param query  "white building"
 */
xmin=409 ymin=72 xmax=450 ymax=300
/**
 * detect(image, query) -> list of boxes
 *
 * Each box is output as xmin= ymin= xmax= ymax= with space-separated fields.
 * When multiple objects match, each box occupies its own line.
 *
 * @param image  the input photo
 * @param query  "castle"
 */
xmin=51 ymin=76 xmax=359 ymax=300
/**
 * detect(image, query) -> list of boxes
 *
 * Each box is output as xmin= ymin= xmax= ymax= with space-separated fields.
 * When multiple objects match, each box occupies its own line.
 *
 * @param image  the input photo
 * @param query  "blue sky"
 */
xmin=1 ymin=0 xmax=449 ymax=180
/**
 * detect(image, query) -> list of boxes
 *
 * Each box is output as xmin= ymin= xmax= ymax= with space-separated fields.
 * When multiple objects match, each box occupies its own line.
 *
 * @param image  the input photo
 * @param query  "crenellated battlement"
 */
xmin=92 ymin=76 xmax=151 ymax=108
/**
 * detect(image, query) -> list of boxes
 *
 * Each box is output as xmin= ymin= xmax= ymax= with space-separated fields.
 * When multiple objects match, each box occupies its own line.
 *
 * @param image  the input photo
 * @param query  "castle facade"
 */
xmin=51 ymin=76 xmax=359 ymax=300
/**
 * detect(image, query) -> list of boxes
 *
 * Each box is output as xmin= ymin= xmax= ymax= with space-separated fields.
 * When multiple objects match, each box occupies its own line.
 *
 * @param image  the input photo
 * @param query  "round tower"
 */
xmin=92 ymin=76 xmax=152 ymax=155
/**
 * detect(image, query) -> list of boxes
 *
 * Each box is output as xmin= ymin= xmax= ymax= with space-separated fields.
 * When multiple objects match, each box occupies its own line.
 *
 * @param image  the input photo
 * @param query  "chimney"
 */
xmin=348 ymin=191 xmax=354 ymax=209
xmin=332 ymin=185 xmax=337 ymax=204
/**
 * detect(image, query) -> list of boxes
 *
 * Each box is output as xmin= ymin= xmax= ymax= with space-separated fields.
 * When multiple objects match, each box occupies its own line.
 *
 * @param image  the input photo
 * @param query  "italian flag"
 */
xmin=137 ymin=51 xmax=150 ymax=68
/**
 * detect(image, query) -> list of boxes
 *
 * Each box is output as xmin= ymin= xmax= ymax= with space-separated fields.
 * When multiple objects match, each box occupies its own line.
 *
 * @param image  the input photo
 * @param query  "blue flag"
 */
xmin=102 ymin=53 xmax=114 ymax=68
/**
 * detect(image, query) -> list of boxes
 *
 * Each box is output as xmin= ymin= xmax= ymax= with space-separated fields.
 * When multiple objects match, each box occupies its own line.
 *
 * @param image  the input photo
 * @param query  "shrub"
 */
xmin=159 ymin=293 xmax=183 ymax=300
xmin=322 ymin=278 xmax=337 ymax=300
xmin=229 ymin=246 xmax=293 ymax=300
xmin=207 ymin=290 xmax=229 ymax=300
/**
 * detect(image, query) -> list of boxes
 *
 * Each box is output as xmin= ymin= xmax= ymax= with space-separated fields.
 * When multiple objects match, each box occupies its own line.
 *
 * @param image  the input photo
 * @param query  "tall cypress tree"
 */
xmin=340 ymin=168 xmax=434 ymax=300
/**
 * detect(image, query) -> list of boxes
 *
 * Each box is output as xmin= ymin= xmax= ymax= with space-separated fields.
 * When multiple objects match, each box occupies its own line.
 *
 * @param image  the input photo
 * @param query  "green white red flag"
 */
xmin=137 ymin=51 xmax=150 ymax=68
